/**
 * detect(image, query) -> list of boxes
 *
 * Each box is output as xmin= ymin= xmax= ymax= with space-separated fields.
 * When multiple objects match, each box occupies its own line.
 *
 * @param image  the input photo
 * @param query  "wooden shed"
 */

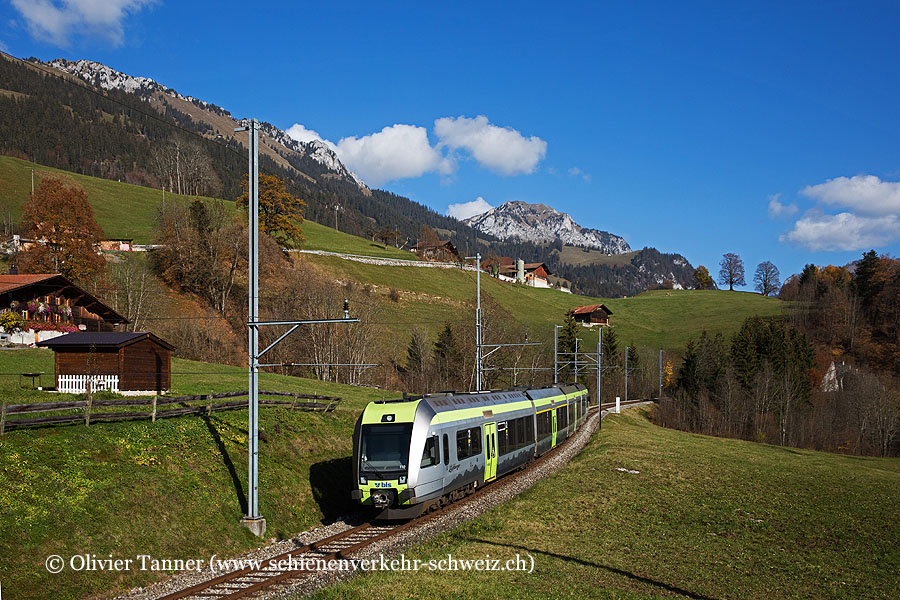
xmin=568 ymin=304 xmax=613 ymax=327
xmin=38 ymin=332 xmax=174 ymax=393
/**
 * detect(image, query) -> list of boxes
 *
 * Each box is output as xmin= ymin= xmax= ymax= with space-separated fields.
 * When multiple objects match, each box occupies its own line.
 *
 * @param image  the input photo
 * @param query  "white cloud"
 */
xmin=801 ymin=174 xmax=900 ymax=217
xmin=334 ymin=124 xmax=454 ymax=187
xmin=0 ymin=39 xmax=9 ymax=52
xmin=11 ymin=0 xmax=154 ymax=47
xmin=781 ymin=212 xmax=900 ymax=251
xmin=447 ymin=197 xmax=494 ymax=221
xmin=768 ymin=193 xmax=798 ymax=218
xmin=434 ymin=115 xmax=547 ymax=175
xmin=285 ymin=123 xmax=332 ymax=147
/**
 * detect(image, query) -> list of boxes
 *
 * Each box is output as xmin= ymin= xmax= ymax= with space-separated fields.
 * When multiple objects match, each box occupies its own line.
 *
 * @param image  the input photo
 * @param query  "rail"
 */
xmin=154 ymin=400 xmax=653 ymax=600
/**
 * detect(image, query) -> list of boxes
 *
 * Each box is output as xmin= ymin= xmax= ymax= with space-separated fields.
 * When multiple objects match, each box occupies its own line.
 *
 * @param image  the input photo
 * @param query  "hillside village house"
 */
xmin=568 ymin=304 xmax=613 ymax=327
xmin=38 ymin=332 xmax=174 ymax=394
xmin=482 ymin=257 xmax=553 ymax=288
xmin=412 ymin=239 xmax=461 ymax=262
xmin=0 ymin=273 xmax=128 ymax=344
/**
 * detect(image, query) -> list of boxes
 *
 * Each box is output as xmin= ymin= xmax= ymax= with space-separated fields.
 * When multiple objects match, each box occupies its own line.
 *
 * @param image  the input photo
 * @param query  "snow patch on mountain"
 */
xmin=464 ymin=201 xmax=631 ymax=253
xmin=43 ymin=58 xmax=366 ymax=189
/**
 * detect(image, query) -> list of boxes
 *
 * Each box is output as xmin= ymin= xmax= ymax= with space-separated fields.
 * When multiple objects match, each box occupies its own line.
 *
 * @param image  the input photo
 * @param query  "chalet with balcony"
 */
xmin=412 ymin=240 xmax=461 ymax=262
xmin=0 ymin=273 xmax=128 ymax=344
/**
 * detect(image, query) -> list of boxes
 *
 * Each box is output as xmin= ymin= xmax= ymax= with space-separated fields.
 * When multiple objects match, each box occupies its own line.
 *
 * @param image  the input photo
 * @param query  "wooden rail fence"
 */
xmin=0 ymin=390 xmax=341 ymax=434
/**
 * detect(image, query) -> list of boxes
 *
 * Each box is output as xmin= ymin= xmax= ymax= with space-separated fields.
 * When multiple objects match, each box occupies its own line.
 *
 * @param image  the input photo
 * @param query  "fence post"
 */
xmin=85 ymin=382 xmax=93 ymax=427
xmin=152 ymin=395 xmax=157 ymax=422
xmin=1 ymin=400 xmax=6 ymax=436
xmin=207 ymin=393 xmax=212 ymax=416
xmin=290 ymin=393 xmax=297 ymax=411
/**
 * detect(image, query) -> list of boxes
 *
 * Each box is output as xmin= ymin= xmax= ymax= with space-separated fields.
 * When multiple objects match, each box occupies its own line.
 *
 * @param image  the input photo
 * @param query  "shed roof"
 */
xmin=38 ymin=331 xmax=174 ymax=350
xmin=569 ymin=303 xmax=613 ymax=316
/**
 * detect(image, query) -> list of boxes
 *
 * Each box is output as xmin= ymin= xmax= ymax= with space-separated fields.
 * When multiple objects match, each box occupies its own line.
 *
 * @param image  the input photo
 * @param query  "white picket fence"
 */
xmin=57 ymin=375 xmax=120 ymax=394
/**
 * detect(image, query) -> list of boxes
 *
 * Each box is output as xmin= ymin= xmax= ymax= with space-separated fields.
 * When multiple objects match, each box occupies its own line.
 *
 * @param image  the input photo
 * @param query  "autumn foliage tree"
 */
xmin=693 ymin=265 xmax=714 ymax=289
xmin=237 ymin=174 xmax=305 ymax=247
xmin=18 ymin=176 xmax=107 ymax=286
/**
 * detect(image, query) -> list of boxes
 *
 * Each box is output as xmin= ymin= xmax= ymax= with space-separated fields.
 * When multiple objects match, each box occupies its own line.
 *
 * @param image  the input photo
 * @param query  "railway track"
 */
xmin=156 ymin=399 xmax=651 ymax=600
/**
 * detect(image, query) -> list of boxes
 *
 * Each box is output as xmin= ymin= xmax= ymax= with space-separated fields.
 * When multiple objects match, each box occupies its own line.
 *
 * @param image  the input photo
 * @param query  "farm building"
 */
xmin=0 ymin=272 xmax=128 ymax=344
xmin=38 ymin=332 xmax=174 ymax=394
xmin=568 ymin=304 xmax=613 ymax=327
xmin=99 ymin=238 xmax=134 ymax=251
xmin=482 ymin=257 xmax=553 ymax=287
xmin=412 ymin=240 xmax=461 ymax=262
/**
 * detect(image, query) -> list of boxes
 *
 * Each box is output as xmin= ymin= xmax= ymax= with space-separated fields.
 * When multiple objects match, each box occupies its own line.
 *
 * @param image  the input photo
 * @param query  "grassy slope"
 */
xmin=305 ymin=253 xmax=784 ymax=353
xmin=310 ymin=408 xmax=900 ymax=600
xmin=0 ymin=349 xmax=391 ymax=599
xmin=0 ymin=155 xmax=416 ymax=260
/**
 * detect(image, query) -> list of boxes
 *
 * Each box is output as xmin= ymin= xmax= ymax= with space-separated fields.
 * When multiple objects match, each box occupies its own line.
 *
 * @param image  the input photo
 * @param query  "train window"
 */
xmin=421 ymin=436 xmax=439 ymax=468
xmin=471 ymin=427 xmax=482 ymax=455
xmin=443 ymin=434 xmax=449 ymax=465
xmin=456 ymin=427 xmax=481 ymax=459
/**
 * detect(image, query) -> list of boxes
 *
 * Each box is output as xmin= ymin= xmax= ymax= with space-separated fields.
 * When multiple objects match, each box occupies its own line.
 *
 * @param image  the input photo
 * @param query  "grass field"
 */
xmin=308 ymin=408 xmax=900 ymax=600
xmin=0 ymin=348 xmax=395 ymax=599
xmin=0 ymin=155 xmax=417 ymax=259
xmin=305 ymin=253 xmax=785 ymax=354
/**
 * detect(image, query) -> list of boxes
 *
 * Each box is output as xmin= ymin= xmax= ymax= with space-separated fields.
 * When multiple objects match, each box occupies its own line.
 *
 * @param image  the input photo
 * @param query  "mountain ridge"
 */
xmin=464 ymin=200 xmax=631 ymax=253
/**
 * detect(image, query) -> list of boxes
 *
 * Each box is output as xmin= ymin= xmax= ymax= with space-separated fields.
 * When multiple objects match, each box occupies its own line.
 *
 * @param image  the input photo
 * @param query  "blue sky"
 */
xmin=3 ymin=1 xmax=900 ymax=288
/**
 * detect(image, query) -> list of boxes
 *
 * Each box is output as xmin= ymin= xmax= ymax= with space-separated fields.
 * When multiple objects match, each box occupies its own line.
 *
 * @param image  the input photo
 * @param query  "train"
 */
xmin=351 ymin=384 xmax=591 ymax=519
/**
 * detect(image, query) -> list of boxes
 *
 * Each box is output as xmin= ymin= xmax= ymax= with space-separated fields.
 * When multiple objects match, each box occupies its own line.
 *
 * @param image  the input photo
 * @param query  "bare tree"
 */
xmin=718 ymin=252 xmax=746 ymax=291
xmin=754 ymin=261 xmax=781 ymax=296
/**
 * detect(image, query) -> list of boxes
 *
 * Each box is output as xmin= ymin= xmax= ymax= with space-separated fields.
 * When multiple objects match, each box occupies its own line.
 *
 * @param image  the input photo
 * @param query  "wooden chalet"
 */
xmin=568 ymin=303 xmax=613 ymax=326
xmin=38 ymin=332 xmax=174 ymax=393
xmin=412 ymin=240 xmax=461 ymax=262
xmin=0 ymin=273 xmax=127 ymax=332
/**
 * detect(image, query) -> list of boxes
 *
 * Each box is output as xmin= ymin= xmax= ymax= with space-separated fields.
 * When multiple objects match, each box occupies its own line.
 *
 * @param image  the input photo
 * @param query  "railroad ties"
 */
xmin=156 ymin=401 xmax=648 ymax=600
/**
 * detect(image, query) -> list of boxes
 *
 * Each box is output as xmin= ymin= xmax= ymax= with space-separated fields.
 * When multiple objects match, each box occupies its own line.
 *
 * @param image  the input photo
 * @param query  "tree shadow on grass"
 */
xmin=309 ymin=456 xmax=354 ymax=523
xmin=200 ymin=413 xmax=247 ymax=516
xmin=465 ymin=536 xmax=719 ymax=600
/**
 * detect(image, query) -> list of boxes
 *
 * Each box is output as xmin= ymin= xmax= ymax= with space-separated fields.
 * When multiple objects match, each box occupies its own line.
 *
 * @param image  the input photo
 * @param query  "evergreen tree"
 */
xmin=406 ymin=328 xmax=427 ymax=374
xmin=432 ymin=323 xmax=462 ymax=386
xmin=602 ymin=327 xmax=620 ymax=367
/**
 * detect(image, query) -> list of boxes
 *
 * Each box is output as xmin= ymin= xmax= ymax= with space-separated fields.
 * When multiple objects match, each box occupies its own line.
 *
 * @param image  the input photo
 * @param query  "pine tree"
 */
xmin=433 ymin=323 xmax=461 ymax=386
xmin=602 ymin=327 xmax=620 ymax=367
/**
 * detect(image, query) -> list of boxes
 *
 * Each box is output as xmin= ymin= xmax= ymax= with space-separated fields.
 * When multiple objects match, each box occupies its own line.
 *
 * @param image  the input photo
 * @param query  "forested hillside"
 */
xmin=0 ymin=53 xmax=694 ymax=296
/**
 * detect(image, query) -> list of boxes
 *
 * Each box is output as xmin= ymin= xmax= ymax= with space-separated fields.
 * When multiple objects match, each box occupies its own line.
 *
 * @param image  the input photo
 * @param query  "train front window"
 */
xmin=360 ymin=423 xmax=412 ymax=474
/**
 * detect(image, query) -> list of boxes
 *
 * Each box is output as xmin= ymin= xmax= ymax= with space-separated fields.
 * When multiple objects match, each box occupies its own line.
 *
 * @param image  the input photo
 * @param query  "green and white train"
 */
xmin=351 ymin=384 xmax=591 ymax=519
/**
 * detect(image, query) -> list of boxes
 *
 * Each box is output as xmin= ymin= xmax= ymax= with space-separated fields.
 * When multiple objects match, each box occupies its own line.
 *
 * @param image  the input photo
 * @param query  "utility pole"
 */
xmin=465 ymin=253 xmax=482 ymax=391
xmin=553 ymin=325 xmax=562 ymax=384
xmin=574 ymin=337 xmax=580 ymax=384
xmin=31 ymin=169 xmax=34 ymax=194
xmin=624 ymin=345 xmax=629 ymax=403
xmin=235 ymin=119 xmax=264 ymax=536
xmin=597 ymin=329 xmax=602 ymax=409
xmin=334 ymin=203 xmax=341 ymax=231
xmin=659 ymin=348 xmax=663 ymax=400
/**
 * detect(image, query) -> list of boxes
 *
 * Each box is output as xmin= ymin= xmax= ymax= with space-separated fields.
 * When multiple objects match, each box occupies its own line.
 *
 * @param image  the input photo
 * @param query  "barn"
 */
xmin=38 ymin=332 xmax=174 ymax=394
xmin=568 ymin=304 xmax=613 ymax=327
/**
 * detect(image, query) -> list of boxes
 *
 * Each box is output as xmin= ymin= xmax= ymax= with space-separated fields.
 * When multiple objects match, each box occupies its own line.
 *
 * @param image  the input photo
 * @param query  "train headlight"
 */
xmin=359 ymin=476 xmax=367 ymax=485
xmin=398 ymin=476 xmax=406 ymax=484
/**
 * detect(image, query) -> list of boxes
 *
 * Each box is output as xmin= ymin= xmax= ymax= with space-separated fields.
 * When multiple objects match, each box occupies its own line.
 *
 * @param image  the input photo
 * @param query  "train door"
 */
xmin=483 ymin=422 xmax=497 ymax=482
xmin=551 ymin=409 xmax=558 ymax=447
